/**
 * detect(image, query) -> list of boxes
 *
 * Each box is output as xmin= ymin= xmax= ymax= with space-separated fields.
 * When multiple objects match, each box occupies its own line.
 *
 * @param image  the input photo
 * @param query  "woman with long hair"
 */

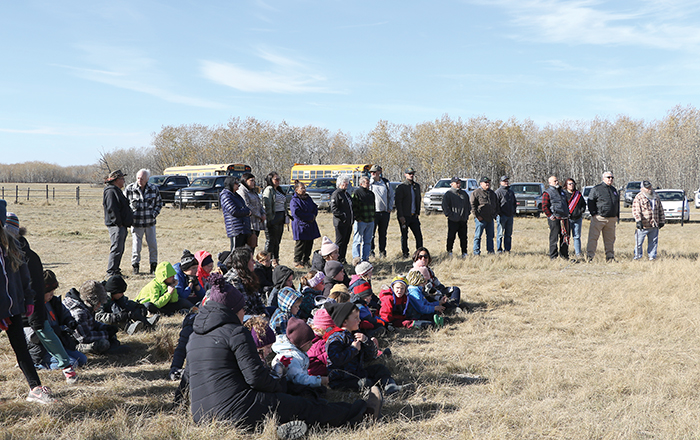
xmin=237 ymin=173 xmax=266 ymax=252
xmin=290 ymin=181 xmax=321 ymax=269
xmin=220 ymin=177 xmax=252 ymax=251
xmin=261 ymin=172 xmax=288 ymax=266
xmin=564 ymin=178 xmax=587 ymax=258
xmin=224 ymin=247 xmax=267 ymax=316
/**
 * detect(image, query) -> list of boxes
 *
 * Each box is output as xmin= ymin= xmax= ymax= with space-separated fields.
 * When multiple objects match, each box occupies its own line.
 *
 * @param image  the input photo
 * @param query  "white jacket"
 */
xmin=271 ymin=335 xmax=323 ymax=387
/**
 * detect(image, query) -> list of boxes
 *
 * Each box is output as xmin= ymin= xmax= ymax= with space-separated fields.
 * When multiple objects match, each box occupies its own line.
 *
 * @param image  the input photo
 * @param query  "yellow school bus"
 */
xmin=290 ymin=163 xmax=372 ymax=185
xmin=163 ymin=163 xmax=252 ymax=179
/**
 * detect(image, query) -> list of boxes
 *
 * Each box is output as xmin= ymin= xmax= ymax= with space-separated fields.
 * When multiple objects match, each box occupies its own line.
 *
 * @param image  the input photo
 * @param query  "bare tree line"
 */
xmin=4 ymin=105 xmax=700 ymax=194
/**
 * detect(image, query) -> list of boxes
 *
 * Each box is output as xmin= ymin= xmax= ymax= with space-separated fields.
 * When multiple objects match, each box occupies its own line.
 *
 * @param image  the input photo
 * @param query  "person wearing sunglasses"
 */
xmin=586 ymin=171 xmax=620 ymax=262
xmin=395 ymin=167 xmax=423 ymax=259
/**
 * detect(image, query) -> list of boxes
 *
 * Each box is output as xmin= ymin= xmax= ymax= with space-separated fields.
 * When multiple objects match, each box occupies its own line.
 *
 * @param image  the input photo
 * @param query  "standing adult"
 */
xmin=542 ymin=176 xmax=570 ymax=260
xmin=290 ymin=181 xmax=321 ymax=269
xmin=564 ymin=178 xmax=587 ymax=259
xmin=586 ymin=171 xmax=620 ymax=262
xmin=441 ymin=177 xmax=470 ymax=257
xmin=632 ymin=180 xmax=665 ymax=261
xmin=237 ymin=172 xmax=266 ymax=252
xmin=494 ymin=175 xmax=516 ymax=253
xmin=261 ymin=172 xmax=288 ymax=266
xmin=329 ymin=175 xmax=353 ymax=264
xmin=351 ymin=176 xmax=375 ymax=264
xmin=369 ymin=165 xmax=394 ymax=258
xmin=125 ymin=169 xmax=163 ymax=275
xmin=470 ymin=177 xmax=499 ymax=255
xmin=395 ymin=167 xmax=423 ymax=259
xmin=220 ymin=177 xmax=252 ymax=251
xmin=103 ymin=170 xmax=133 ymax=277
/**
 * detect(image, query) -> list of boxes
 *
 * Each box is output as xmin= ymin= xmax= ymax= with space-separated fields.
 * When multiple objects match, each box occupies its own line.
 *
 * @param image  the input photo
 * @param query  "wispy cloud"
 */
xmin=470 ymin=0 xmax=700 ymax=50
xmin=337 ymin=21 xmax=389 ymax=29
xmin=201 ymin=48 xmax=338 ymax=94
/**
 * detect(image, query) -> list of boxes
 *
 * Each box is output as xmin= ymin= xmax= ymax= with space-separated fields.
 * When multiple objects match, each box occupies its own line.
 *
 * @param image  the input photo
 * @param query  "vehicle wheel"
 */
xmin=425 ymin=210 xmax=431 ymax=216
xmin=205 ymin=202 xmax=212 ymax=210
xmin=534 ymin=212 xmax=540 ymax=218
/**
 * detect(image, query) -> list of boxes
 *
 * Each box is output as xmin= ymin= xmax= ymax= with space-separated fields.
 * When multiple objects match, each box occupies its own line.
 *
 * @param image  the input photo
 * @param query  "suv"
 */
xmin=175 ymin=175 xmax=227 ymax=209
xmin=511 ymin=182 xmax=545 ymax=217
xmin=423 ymin=178 xmax=478 ymax=215
xmin=148 ymin=175 xmax=190 ymax=204
xmin=623 ymin=181 xmax=643 ymax=207
xmin=305 ymin=178 xmax=355 ymax=211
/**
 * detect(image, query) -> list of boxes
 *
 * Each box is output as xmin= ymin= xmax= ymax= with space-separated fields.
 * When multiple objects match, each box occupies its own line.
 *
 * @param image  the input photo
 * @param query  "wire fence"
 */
xmin=0 ymin=184 xmax=104 ymax=205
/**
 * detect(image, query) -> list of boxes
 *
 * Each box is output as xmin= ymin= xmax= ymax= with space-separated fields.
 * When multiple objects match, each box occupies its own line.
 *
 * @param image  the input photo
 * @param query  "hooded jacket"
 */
xmin=307 ymin=336 xmax=329 ymax=376
xmin=271 ymin=335 xmax=323 ymax=387
xmin=174 ymin=262 xmax=203 ymax=303
xmin=379 ymin=288 xmax=409 ymax=326
xmin=266 ymin=265 xmax=295 ymax=309
xmin=405 ymin=285 xmax=440 ymax=319
xmin=195 ymin=250 xmax=213 ymax=291
xmin=63 ymin=288 xmax=111 ymax=344
xmin=269 ymin=287 xmax=302 ymax=335
xmin=135 ymin=262 xmax=178 ymax=308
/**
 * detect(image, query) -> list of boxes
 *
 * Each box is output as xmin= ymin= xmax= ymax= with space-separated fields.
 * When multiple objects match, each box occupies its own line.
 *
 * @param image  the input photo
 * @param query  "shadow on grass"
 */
xmin=385 ymin=401 xmax=460 ymax=422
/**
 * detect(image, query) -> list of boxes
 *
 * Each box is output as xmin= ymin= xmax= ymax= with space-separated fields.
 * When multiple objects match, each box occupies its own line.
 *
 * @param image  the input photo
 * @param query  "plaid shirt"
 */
xmin=125 ymin=182 xmax=163 ymax=228
xmin=632 ymin=191 xmax=665 ymax=228
xmin=351 ymin=186 xmax=376 ymax=223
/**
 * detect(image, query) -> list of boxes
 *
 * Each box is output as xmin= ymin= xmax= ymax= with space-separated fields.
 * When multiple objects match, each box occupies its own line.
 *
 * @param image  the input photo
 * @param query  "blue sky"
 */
xmin=3 ymin=0 xmax=700 ymax=166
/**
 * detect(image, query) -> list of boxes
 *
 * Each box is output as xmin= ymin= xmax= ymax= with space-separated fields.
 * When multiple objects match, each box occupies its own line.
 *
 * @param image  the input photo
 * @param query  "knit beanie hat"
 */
xmin=390 ymin=275 xmax=408 ymax=289
xmin=324 ymin=261 xmax=344 ymax=280
xmin=286 ymin=317 xmax=316 ymax=348
xmin=0 ymin=199 xmax=6 ymax=227
xmin=273 ymin=265 xmax=295 ymax=289
xmin=354 ymin=261 xmax=373 ymax=276
xmin=308 ymin=271 xmax=325 ymax=288
xmin=104 ymin=274 xmax=128 ymax=295
xmin=43 ymin=269 xmax=59 ymax=293
xmin=79 ymin=280 xmax=109 ymax=307
xmin=207 ymin=273 xmax=245 ymax=313
xmin=251 ymin=325 xmax=276 ymax=348
xmin=312 ymin=307 xmax=335 ymax=331
xmin=406 ymin=270 xmax=426 ymax=286
xmin=326 ymin=302 xmax=357 ymax=328
xmin=180 ymin=249 xmax=198 ymax=271
xmin=4 ymin=212 xmax=19 ymax=237
xmin=329 ymin=283 xmax=349 ymax=296
xmin=351 ymin=280 xmax=372 ymax=299
xmin=320 ymin=236 xmax=339 ymax=257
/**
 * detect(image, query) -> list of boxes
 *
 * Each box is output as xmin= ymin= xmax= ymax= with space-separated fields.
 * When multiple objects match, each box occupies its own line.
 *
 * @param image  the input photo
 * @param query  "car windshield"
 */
xmin=627 ymin=182 xmax=641 ymax=190
xmin=583 ymin=187 xmax=592 ymax=197
xmin=658 ymin=191 xmax=684 ymax=201
xmin=190 ymin=178 xmax=215 ymax=188
xmin=308 ymin=179 xmax=337 ymax=189
xmin=434 ymin=180 xmax=451 ymax=189
xmin=149 ymin=176 xmax=166 ymax=185
xmin=512 ymin=184 xmax=542 ymax=196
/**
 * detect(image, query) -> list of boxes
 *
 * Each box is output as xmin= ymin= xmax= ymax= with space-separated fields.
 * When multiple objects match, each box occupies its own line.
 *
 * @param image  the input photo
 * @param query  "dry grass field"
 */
xmin=1 ymin=183 xmax=700 ymax=439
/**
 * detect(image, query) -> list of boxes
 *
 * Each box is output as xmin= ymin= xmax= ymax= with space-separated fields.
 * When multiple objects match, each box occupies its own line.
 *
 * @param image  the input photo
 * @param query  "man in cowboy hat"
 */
xmin=103 ymin=170 xmax=133 ymax=277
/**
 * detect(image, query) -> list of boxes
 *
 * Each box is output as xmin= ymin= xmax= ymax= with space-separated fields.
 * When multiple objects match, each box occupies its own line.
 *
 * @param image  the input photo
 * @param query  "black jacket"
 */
xmin=566 ymin=190 xmax=587 ymax=220
xmin=395 ymin=179 xmax=421 ymax=219
xmin=441 ymin=187 xmax=471 ymax=222
xmin=330 ymin=188 xmax=353 ymax=226
xmin=18 ymin=236 xmax=46 ymax=330
xmin=494 ymin=185 xmax=517 ymax=217
xmin=587 ymin=183 xmax=620 ymax=218
xmin=103 ymin=183 xmax=133 ymax=228
xmin=187 ymin=300 xmax=286 ymax=425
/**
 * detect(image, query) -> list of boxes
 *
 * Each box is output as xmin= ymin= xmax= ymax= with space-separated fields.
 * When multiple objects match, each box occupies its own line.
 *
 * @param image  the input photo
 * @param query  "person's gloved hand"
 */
xmin=169 ymin=368 xmax=184 ymax=381
xmin=25 ymin=304 xmax=34 ymax=317
xmin=636 ymin=221 xmax=643 ymax=229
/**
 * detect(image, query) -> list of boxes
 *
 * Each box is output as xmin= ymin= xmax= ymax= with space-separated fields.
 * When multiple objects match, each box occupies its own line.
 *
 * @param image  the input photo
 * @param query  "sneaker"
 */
xmin=132 ymin=264 xmax=139 ymax=275
xmin=293 ymin=262 xmax=305 ymax=269
xmin=127 ymin=321 xmax=145 ymax=335
xmin=434 ymin=315 xmax=445 ymax=328
xmin=453 ymin=307 xmax=464 ymax=315
xmin=27 ymin=386 xmax=55 ymax=404
xmin=147 ymin=314 xmax=160 ymax=327
xmin=276 ymin=420 xmax=307 ymax=440
xmin=447 ymin=252 xmax=453 ymax=257
xmin=365 ymin=385 xmax=383 ymax=419
xmin=63 ymin=367 xmax=78 ymax=384
xmin=462 ymin=253 xmax=468 ymax=258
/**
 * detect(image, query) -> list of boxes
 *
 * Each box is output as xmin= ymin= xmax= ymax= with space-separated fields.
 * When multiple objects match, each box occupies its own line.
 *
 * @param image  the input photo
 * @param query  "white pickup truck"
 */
xmin=423 ymin=178 xmax=478 ymax=215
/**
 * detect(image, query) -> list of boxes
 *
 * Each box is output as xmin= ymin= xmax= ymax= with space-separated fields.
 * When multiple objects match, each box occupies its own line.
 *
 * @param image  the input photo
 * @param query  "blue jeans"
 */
xmin=570 ymin=217 xmax=583 ymax=256
xmin=496 ymin=215 xmax=513 ymax=252
xmin=45 ymin=349 xmax=87 ymax=370
xmin=634 ymin=227 xmax=659 ymax=260
xmin=352 ymin=221 xmax=374 ymax=261
xmin=473 ymin=218 xmax=495 ymax=255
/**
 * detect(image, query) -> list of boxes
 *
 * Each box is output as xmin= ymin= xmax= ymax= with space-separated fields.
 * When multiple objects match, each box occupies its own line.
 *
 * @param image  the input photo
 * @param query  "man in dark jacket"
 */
xmin=441 ymin=177 xmax=471 ymax=257
xmin=586 ymin=171 xmax=620 ymax=262
xmin=494 ymin=176 xmax=516 ymax=253
xmin=395 ymin=167 xmax=423 ymax=258
xmin=470 ymin=177 xmax=499 ymax=255
xmin=330 ymin=175 xmax=353 ymax=264
xmin=103 ymin=170 xmax=134 ymax=277
xmin=351 ymin=176 xmax=375 ymax=264
xmin=542 ymin=176 xmax=570 ymax=260
xmin=187 ymin=273 xmax=378 ymax=430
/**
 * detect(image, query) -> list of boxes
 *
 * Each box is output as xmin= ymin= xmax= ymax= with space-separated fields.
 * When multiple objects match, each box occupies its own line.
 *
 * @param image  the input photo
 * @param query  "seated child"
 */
xmin=195 ymin=250 xmax=215 ymax=292
xmin=269 ymin=287 xmax=302 ymax=336
xmin=322 ymin=261 xmax=347 ymax=298
xmin=271 ymin=317 xmax=329 ymax=388
xmin=136 ymin=261 xmax=192 ymax=315
xmin=379 ymin=276 xmax=426 ymax=329
xmin=328 ymin=285 xmax=350 ymax=303
xmin=311 ymin=236 xmax=338 ymax=274
xmin=405 ymin=270 xmax=446 ymax=325
xmin=245 ymin=315 xmax=277 ymax=363
xmin=325 ymin=302 xmax=407 ymax=394
xmin=254 ymin=251 xmax=275 ymax=298
xmin=298 ymin=270 xmax=324 ymax=320
xmin=267 ymin=265 xmax=295 ymax=310
xmin=349 ymin=261 xmax=380 ymax=310
xmin=174 ymin=250 xmax=204 ymax=306
xmin=350 ymin=282 xmax=386 ymax=338
xmin=96 ymin=274 xmax=156 ymax=334
xmin=307 ymin=307 xmax=335 ymax=376
xmin=63 ymin=280 xmax=126 ymax=354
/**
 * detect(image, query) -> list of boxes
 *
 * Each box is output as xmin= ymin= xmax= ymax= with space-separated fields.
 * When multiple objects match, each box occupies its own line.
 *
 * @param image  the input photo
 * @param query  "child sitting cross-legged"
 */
xmin=379 ymin=276 xmax=415 ymax=329
xmin=325 ymin=302 xmax=409 ymax=395
xmin=298 ymin=270 xmax=324 ymax=320
xmin=271 ymin=317 xmax=329 ymax=388
xmin=405 ymin=270 xmax=446 ymax=327
xmin=269 ymin=287 xmax=302 ymax=336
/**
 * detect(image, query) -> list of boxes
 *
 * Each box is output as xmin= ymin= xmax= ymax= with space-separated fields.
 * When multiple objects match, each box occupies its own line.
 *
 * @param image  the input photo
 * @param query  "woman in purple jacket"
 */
xmin=290 ymin=181 xmax=321 ymax=268
xmin=220 ymin=177 xmax=252 ymax=251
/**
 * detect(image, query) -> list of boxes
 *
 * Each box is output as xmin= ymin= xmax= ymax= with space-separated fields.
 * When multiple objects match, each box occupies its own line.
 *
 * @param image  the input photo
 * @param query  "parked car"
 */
xmin=304 ymin=177 xmax=355 ymax=211
xmin=657 ymin=189 xmax=690 ymax=222
xmin=623 ymin=181 xmax=643 ymax=208
xmin=423 ymin=178 xmax=478 ymax=215
xmin=694 ymin=187 xmax=700 ymax=209
xmin=511 ymin=182 xmax=545 ymax=217
xmin=582 ymin=185 xmax=593 ymax=219
xmin=174 ymin=175 xmax=227 ymax=209
xmin=279 ymin=184 xmax=294 ymax=204
xmin=148 ymin=175 xmax=190 ymax=204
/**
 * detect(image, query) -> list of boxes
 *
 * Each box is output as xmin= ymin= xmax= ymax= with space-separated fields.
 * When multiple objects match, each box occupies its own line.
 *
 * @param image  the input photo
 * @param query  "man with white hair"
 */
xmin=125 ymin=169 xmax=163 ymax=275
xmin=586 ymin=171 xmax=620 ymax=262
xmin=351 ymin=175 xmax=376 ymax=264
xmin=330 ymin=174 xmax=354 ymax=264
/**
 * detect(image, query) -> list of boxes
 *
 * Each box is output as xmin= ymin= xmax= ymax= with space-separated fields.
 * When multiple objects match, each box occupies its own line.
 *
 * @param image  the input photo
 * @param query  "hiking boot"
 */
xmin=27 ymin=386 xmax=55 ymax=404
xmin=294 ymin=262 xmax=305 ymax=269
xmin=150 ymin=262 xmax=158 ymax=274
xmin=384 ymin=381 xmax=412 ymax=395
xmin=127 ymin=320 xmax=145 ymax=335
xmin=146 ymin=314 xmax=160 ymax=327
xmin=63 ymin=366 xmax=78 ymax=384
xmin=132 ymin=264 xmax=139 ymax=275
xmin=276 ymin=420 xmax=307 ymax=440
xmin=365 ymin=385 xmax=383 ymax=419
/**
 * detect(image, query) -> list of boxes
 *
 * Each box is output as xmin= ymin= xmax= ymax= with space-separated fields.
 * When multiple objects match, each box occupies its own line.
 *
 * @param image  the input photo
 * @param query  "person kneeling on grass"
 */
xmin=186 ymin=273 xmax=383 ymax=437
xmin=96 ymin=274 xmax=157 ymax=334
xmin=136 ymin=261 xmax=192 ymax=316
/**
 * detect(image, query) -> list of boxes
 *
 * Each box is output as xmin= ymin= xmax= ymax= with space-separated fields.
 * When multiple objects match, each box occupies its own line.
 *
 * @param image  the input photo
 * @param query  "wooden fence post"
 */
xmin=53 ymin=187 xmax=55 ymax=200
xmin=27 ymin=187 xmax=30 ymax=201
xmin=76 ymin=186 xmax=80 ymax=205
xmin=46 ymin=185 xmax=49 ymax=202
xmin=15 ymin=185 xmax=18 ymax=204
